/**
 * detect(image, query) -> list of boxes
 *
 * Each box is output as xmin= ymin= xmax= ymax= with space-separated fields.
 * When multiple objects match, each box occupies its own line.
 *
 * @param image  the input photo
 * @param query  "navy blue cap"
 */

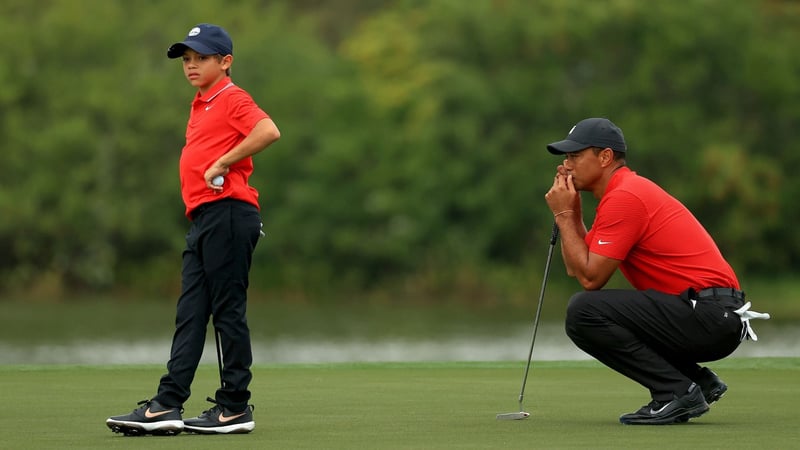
xmin=547 ymin=118 xmax=627 ymax=154
xmin=167 ymin=23 xmax=233 ymax=59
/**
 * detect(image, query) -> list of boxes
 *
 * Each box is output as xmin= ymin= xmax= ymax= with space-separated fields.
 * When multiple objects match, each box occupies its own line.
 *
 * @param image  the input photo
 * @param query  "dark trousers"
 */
xmin=155 ymin=199 xmax=262 ymax=412
xmin=564 ymin=289 xmax=743 ymax=402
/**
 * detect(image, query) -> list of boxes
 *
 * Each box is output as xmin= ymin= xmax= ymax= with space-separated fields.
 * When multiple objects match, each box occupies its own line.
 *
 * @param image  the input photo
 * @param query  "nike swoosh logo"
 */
xmin=649 ymin=401 xmax=672 ymax=415
xmin=598 ymin=240 xmax=612 ymax=245
xmin=205 ymin=104 xmax=214 ymax=111
xmin=144 ymin=408 xmax=174 ymax=419
xmin=218 ymin=412 xmax=247 ymax=423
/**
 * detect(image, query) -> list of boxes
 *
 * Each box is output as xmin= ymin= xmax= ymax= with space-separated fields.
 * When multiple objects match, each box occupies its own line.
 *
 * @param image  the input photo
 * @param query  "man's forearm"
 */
xmin=555 ymin=212 xmax=588 ymax=277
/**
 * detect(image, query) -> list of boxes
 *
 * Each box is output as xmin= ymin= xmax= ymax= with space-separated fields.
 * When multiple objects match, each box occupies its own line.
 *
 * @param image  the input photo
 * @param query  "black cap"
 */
xmin=167 ymin=23 xmax=233 ymax=59
xmin=546 ymin=118 xmax=627 ymax=155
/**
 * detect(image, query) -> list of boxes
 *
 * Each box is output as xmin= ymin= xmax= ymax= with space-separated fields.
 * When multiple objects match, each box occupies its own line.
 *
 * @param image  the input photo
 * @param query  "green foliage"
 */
xmin=0 ymin=0 xmax=798 ymax=299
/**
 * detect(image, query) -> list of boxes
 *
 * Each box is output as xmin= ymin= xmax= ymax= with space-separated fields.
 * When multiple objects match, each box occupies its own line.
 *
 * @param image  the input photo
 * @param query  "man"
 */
xmin=544 ymin=117 xmax=767 ymax=425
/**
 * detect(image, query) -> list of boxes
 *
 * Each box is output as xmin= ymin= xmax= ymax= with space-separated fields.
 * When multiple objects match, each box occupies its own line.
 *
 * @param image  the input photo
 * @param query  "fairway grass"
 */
xmin=1 ymin=359 xmax=798 ymax=449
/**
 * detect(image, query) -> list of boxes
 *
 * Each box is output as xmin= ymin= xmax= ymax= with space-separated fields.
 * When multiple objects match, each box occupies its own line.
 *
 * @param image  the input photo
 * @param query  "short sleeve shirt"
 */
xmin=179 ymin=77 xmax=269 ymax=218
xmin=585 ymin=167 xmax=739 ymax=294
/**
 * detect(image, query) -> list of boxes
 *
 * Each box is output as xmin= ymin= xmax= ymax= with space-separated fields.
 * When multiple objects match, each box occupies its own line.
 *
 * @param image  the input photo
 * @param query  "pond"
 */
xmin=2 ymin=322 xmax=797 ymax=364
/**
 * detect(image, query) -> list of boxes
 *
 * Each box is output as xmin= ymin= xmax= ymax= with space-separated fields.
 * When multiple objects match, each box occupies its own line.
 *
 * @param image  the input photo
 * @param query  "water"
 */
xmin=1 ymin=322 xmax=797 ymax=365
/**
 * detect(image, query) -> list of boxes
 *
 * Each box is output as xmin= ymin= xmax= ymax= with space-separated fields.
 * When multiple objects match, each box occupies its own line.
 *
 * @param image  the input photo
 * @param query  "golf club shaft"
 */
xmin=517 ymin=222 xmax=559 ymax=409
xmin=214 ymin=328 xmax=224 ymax=389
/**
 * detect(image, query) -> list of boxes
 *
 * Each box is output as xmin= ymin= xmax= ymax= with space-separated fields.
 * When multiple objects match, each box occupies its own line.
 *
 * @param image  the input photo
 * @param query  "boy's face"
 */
xmin=181 ymin=49 xmax=232 ymax=93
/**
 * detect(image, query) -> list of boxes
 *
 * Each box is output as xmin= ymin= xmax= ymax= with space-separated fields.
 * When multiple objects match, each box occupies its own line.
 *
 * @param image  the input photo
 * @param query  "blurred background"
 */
xmin=1 ymin=0 xmax=798 ymax=364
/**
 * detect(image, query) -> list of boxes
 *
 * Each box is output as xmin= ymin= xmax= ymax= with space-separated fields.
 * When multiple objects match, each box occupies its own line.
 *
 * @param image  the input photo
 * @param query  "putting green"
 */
xmin=1 ymin=359 xmax=797 ymax=449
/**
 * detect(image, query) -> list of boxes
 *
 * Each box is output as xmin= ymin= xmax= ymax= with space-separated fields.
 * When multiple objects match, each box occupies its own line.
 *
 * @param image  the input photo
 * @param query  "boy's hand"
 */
xmin=204 ymin=164 xmax=229 ymax=193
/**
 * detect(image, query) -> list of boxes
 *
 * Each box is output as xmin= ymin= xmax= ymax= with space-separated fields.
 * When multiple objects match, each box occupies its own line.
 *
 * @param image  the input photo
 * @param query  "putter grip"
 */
xmin=549 ymin=222 xmax=559 ymax=245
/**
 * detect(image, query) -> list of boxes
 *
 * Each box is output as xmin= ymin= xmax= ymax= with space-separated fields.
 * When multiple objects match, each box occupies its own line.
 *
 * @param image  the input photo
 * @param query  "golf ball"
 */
xmin=212 ymin=176 xmax=224 ymax=187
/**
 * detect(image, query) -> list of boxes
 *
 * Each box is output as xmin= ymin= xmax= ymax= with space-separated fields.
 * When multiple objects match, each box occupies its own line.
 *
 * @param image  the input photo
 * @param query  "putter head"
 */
xmin=496 ymin=411 xmax=530 ymax=420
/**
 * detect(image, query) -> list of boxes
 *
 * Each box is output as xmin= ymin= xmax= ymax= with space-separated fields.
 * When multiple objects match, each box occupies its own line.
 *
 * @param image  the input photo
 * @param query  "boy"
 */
xmin=106 ymin=23 xmax=280 ymax=435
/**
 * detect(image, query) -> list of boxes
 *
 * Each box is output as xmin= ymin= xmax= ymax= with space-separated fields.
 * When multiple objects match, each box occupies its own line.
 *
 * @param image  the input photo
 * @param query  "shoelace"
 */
xmin=733 ymin=301 xmax=771 ymax=341
xmin=199 ymin=397 xmax=224 ymax=417
xmin=134 ymin=398 xmax=183 ymax=414
xmin=199 ymin=396 xmax=255 ymax=416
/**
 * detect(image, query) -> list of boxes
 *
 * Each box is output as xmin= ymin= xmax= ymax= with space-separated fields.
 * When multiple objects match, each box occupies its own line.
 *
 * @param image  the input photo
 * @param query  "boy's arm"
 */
xmin=204 ymin=118 xmax=281 ymax=190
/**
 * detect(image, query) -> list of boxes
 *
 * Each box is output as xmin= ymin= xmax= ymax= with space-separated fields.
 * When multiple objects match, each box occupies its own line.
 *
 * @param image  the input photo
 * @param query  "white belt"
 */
xmin=733 ymin=301 xmax=770 ymax=341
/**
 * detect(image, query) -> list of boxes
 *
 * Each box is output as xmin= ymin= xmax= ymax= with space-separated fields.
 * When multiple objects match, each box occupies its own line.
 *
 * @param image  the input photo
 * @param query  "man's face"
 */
xmin=562 ymin=147 xmax=607 ymax=191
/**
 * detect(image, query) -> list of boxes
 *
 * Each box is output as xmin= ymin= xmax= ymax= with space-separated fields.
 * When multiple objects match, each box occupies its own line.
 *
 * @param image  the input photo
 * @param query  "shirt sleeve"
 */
xmin=226 ymin=90 xmax=269 ymax=136
xmin=587 ymin=189 xmax=648 ymax=260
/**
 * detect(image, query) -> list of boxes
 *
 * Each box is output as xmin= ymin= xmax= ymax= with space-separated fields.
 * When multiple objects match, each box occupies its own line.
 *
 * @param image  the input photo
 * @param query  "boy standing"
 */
xmin=107 ymin=23 xmax=280 ymax=436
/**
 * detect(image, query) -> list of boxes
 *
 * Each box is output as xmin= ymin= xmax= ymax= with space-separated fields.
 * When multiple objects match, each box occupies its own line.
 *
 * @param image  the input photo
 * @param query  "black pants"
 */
xmin=564 ymin=289 xmax=743 ymax=402
xmin=154 ymin=199 xmax=262 ymax=412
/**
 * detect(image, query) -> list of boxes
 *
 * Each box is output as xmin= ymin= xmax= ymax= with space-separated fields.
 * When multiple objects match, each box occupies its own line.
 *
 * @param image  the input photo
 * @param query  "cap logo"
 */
xmin=568 ymin=125 xmax=576 ymax=135
xmin=188 ymin=27 xmax=201 ymax=37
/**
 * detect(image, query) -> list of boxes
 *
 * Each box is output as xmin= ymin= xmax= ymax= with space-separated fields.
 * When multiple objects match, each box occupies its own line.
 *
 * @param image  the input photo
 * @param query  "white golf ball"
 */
xmin=212 ymin=176 xmax=224 ymax=187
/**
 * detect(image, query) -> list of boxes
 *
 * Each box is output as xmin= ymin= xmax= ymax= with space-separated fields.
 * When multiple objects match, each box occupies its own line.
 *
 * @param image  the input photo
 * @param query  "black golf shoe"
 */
xmin=619 ymin=383 xmax=709 ymax=425
xmin=106 ymin=399 xmax=184 ymax=436
xmin=695 ymin=367 xmax=728 ymax=405
xmin=183 ymin=397 xmax=255 ymax=434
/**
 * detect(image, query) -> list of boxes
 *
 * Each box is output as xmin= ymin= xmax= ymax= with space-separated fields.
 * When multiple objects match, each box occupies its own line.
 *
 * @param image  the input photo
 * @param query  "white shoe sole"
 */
xmin=106 ymin=418 xmax=184 ymax=435
xmin=183 ymin=421 xmax=255 ymax=434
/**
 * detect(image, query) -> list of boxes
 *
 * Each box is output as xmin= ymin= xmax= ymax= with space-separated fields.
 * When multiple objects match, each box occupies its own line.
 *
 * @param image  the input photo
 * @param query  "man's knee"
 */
xmin=565 ymin=291 xmax=600 ymax=340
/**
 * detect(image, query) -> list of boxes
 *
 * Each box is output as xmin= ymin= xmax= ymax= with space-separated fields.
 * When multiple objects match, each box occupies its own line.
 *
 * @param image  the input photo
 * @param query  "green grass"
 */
xmin=2 ymin=358 xmax=798 ymax=449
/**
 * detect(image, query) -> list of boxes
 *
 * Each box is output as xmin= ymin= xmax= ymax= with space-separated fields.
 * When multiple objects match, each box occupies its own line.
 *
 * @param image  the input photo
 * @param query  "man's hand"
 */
xmin=555 ymin=164 xmax=569 ymax=178
xmin=545 ymin=170 xmax=579 ymax=216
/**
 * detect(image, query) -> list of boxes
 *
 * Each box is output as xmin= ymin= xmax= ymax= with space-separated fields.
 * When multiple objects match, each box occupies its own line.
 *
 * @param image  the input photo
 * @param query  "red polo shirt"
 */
xmin=585 ymin=167 xmax=739 ymax=294
xmin=179 ymin=77 xmax=269 ymax=218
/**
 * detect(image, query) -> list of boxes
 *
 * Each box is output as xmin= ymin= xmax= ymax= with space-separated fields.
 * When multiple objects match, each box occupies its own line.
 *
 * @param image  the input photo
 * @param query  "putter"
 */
xmin=214 ymin=328 xmax=224 ymax=388
xmin=497 ymin=222 xmax=559 ymax=421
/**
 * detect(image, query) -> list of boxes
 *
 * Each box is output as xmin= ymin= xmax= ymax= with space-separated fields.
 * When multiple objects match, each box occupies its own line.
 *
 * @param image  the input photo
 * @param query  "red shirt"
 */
xmin=585 ymin=167 xmax=739 ymax=294
xmin=179 ymin=77 xmax=269 ymax=218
